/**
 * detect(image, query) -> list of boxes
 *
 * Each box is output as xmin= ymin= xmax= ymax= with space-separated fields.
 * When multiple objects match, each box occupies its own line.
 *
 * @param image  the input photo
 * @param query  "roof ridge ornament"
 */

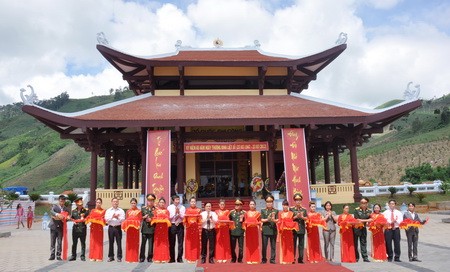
xmin=335 ymin=32 xmax=348 ymax=45
xmin=97 ymin=32 xmax=109 ymax=45
xmin=213 ymin=38 xmax=223 ymax=48
xmin=20 ymin=85 xmax=38 ymax=105
xmin=254 ymin=40 xmax=261 ymax=48
xmin=175 ymin=40 xmax=182 ymax=49
xmin=403 ymin=82 xmax=421 ymax=101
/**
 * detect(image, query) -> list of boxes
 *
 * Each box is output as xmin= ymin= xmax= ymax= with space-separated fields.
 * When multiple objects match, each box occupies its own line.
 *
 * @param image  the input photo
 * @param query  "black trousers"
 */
xmin=293 ymin=231 xmax=305 ymax=261
xmin=71 ymin=229 xmax=87 ymax=258
xmin=201 ymin=228 xmax=216 ymax=261
xmin=406 ymin=230 xmax=419 ymax=259
xmin=261 ymin=234 xmax=277 ymax=262
xmin=50 ymin=228 xmax=63 ymax=258
xmin=108 ymin=225 xmax=123 ymax=259
xmin=140 ymin=233 xmax=154 ymax=261
xmin=169 ymin=224 xmax=184 ymax=261
xmin=230 ymin=235 xmax=244 ymax=262
xmin=385 ymin=228 xmax=401 ymax=260
xmin=354 ymin=228 xmax=368 ymax=260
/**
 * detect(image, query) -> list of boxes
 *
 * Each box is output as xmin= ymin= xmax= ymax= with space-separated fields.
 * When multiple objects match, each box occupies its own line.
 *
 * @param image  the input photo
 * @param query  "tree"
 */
xmin=67 ymin=193 xmax=78 ymax=203
xmin=411 ymin=117 xmax=422 ymax=133
xmin=407 ymin=186 xmax=417 ymax=196
xmin=441 ymin=106 xmax=450 ymax=125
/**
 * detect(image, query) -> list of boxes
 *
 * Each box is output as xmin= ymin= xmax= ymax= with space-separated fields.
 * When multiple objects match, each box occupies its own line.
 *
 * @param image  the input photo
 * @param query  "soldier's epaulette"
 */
xmin=355 ymin=207 xmax=361 ymax=210
xmin=85 ymin=208 xmax=89 ymax=211
xmin=290 ymin=206 xmax=296 ymax=209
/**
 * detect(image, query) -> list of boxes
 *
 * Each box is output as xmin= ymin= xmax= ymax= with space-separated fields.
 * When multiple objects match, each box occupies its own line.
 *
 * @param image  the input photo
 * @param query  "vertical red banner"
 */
xmin=146 ymin=130 xmax=171 ymax=202
xmin=282 ymin=128 xmax=310 ymax=207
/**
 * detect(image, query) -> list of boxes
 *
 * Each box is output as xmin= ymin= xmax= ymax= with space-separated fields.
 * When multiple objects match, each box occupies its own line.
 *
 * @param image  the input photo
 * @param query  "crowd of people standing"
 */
xmin=47 ymin=193 xmax=427 ymax=264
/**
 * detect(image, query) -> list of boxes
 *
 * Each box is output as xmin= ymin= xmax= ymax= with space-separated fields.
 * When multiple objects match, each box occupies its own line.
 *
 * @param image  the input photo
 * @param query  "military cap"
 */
xmin=146 ymin=193 xmax=156 ymax=201
xmin=235 ymin=199 xmax=243 ymax=205
xmin=265 ymin=195 xmax=274 ymax=202
xmin=74 ymin=196 xmax=83 ymax=203
xmin=293 ymin=193 xmax=303 ymax=200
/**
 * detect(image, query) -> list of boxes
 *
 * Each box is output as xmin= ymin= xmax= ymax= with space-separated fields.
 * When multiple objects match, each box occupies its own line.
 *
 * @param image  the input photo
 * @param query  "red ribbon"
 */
xmin=60 ymin=211 xmax=69 ymax=260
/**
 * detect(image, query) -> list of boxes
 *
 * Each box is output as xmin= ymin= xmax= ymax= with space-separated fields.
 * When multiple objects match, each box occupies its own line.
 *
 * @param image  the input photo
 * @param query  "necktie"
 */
xmin=391 ymin=210 xmax=395 ymax=229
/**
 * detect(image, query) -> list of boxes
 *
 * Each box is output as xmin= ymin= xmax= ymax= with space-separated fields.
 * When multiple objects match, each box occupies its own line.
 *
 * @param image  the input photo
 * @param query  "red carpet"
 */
xmin=197 ymin=261 xmax=353 ymax=272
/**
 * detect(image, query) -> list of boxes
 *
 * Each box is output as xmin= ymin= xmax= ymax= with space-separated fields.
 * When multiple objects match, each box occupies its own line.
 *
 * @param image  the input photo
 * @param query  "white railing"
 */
xmin=360 ymin=180 xmax=443 ymax=197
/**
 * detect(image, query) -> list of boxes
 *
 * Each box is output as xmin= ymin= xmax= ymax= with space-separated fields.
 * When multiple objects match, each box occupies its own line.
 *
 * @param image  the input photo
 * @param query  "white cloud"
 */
xmin=364 ymin=0 xmax=403 ymax=10
xmin=0 ymin=0 xmax=449 ymax=109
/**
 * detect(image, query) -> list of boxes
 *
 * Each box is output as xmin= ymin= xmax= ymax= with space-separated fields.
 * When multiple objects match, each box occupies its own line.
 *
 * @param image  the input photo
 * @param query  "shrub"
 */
xmin=416 ymin=193 xmax=426 ymax=203
xmin=388 ymin=187 xmax=398 ymax=198
xmin=29 ymin=193 xmax=41 ymax=202
xmin=407 ymin=186 xmax=417 ymax=196
xmin=440 ymin=181 xmax=450 ymax=194
xmin=67 ymin=193 xmax=78 ymax=203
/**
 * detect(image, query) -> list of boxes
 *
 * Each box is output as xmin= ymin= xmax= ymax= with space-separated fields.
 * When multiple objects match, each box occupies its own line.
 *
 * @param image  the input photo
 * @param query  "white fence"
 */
xmin=360 ymin=180 xmax=443 ymax=197
xmin=17 ymin=191 xmax=90 ymax=206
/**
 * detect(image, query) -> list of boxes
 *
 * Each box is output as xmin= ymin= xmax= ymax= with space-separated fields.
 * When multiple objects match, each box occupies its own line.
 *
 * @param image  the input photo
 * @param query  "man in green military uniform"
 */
xmin=140 ymin=193 xmax=156 ymax=263
xmin=261 ymin=195 xmax=278 ymax=264
xmin=229 ymin=198 xmax=245 ymax=263
xmin=290 ymin=193 xmax=307 ymax=264
xmin=69 ymin=197 xmax=89 ymax=261
xmin=353 ymin=197 xmax=372 ymax=262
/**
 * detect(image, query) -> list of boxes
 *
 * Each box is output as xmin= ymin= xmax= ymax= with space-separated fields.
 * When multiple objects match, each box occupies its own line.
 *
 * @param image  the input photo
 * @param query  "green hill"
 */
xmin=1 ymin=91 xmax=449 ymax=194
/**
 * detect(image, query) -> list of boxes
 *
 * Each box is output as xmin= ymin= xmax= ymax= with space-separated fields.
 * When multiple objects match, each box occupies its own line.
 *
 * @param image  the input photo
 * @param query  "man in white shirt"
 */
xmin=104 ymin=197 xmax=125 ymax=262
xmin=167 ymin=195 xmax=186 ymax=263
xmin=200 ymin=202 xmax=218 ymax=264
xmin=403 ymin=202 xmax=427 ymax=262
xmin=382 ymin=199 xmax=403 ymax=262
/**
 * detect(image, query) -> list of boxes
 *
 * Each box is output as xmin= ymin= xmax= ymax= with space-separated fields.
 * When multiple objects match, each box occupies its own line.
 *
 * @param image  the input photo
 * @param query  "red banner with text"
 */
xmin=146 ymin=130 xmax=171 ymax=202
xmin=282 ymin=128 xmax=310 ymax=207
xmin=184 ymin=141 xmax=269 ymax=153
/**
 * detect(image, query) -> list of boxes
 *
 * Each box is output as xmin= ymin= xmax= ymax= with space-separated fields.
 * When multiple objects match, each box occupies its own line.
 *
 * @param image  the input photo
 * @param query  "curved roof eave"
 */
xmin=96 ymin=43 xmax=347 ymax=68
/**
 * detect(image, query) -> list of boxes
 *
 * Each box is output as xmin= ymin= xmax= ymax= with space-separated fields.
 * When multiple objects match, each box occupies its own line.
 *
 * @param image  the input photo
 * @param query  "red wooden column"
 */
xmin=309 ymin=149 xmax=316 ymax=184
xmin=88 ymin=149 xmax=98 ymax=209
xmin=104 ymin=148 xmax=111 ymax=189
xmin=176 ymin=129 xmax=185 ymax=194
xmin=323 ymin=145 xmax=331 ymax=184
xmin=112 ymin=150 xmax=118 ymax=189
xmin=123 ymin=157 xmax=129 ymax=189
xmin=267 ymin=127 xmax=276 ymax=191
xmin=140 ymin=129 xmax=147 ymax=195
xmin=128 ymin=159 xmax=133 ymax=189
xmin=333 ymin=145 xmax=341 ymax=183
xmin=348 ymin=139 xmax=362 ymax=202
xmin=134 ymin=163 xmax=139 ymax=189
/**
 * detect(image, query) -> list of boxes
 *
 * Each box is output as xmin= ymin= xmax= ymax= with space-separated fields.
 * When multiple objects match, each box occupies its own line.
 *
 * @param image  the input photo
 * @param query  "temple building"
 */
xmin=22 ymin=39 xmax=421 ymax=206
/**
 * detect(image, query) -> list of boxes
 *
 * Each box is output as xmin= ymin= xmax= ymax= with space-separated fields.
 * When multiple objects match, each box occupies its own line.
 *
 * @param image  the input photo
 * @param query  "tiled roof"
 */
xmin=150 ymin=50 xmax=292 ymax=62
xmin=76 ymin=95 xmax=370 ymax=121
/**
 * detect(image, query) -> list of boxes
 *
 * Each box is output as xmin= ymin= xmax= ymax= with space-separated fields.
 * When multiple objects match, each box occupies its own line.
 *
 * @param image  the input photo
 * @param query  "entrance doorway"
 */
xmin=198 ymin=152 xmax=250 ymax=198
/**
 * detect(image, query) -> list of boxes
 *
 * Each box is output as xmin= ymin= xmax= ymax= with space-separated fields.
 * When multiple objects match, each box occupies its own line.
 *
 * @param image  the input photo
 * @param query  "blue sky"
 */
xmin=0 ymin=0 xmax=449 ymax=108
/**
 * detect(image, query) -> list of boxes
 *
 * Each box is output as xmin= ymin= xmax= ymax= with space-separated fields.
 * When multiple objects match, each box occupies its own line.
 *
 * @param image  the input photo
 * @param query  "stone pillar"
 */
xmin=128 ymin=159 xmax=133 ymax=189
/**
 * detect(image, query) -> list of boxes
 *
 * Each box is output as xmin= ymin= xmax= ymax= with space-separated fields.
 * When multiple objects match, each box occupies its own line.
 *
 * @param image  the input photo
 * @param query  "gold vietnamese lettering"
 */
xmin=287 ymin=130 xmax=299 ymax=140
xmin=153 ymin=172 xmax=164 ymax=179
xmin=152 ymin=183 xmax=165 ymax=196
xmin=291 ymin=163 xmax=299 ymax=173
xmin=292 ymin=176 xmax=301 ymax=184
xmin=290 ymin=152 xmax=297 ymax=160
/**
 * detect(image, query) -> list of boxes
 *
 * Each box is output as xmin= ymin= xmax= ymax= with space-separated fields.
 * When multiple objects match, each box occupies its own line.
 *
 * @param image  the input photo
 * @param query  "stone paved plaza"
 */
xmin=0 ymin=212 xmax=449 ymax=272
